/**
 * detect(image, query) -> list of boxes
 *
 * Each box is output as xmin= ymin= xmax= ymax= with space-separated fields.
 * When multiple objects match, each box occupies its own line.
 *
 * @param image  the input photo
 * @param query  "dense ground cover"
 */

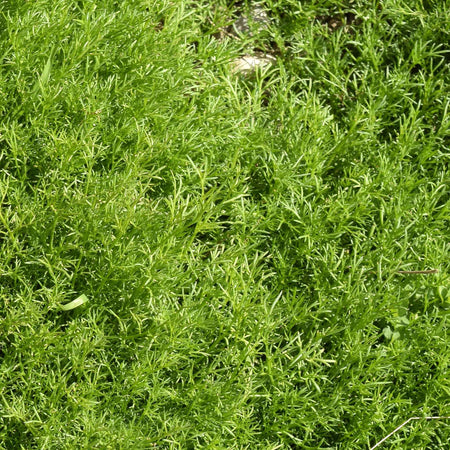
xmin=0 ymin=0 xmax=449 ymax=448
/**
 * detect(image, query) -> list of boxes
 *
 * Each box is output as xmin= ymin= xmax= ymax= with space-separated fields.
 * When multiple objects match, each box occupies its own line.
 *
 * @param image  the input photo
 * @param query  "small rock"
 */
xmin=231 ymin=53 xmax=276 ymax=75
xmin=231 ymin=5 xmax=271 ymax=37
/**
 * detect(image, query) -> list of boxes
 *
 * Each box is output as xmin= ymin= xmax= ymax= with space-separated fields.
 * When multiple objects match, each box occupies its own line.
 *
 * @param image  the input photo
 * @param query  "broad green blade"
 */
xmin=60 ymin=294 xmax=88 ymax=311
xmin=40 ymin=54 xmax=52 ymax=86
xmin=32 ymin=50 xmax=53 ymax=96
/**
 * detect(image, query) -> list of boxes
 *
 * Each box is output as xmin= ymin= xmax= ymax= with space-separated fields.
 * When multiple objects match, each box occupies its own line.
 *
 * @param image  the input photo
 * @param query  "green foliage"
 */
xmin=0 ymin=0 xmax=449 ymax=448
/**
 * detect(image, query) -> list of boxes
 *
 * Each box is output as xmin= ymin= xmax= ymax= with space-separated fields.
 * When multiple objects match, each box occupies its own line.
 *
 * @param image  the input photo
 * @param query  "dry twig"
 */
xmin=370 ymin=416 xmax=450 ymax=449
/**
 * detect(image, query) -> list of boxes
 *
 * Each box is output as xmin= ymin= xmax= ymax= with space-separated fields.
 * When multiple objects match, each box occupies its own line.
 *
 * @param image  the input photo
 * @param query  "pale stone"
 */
xmin=231 ymin=53 xmax=276 ymax=75
xmin=232 ymin=5 xmax=271 ymax=37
